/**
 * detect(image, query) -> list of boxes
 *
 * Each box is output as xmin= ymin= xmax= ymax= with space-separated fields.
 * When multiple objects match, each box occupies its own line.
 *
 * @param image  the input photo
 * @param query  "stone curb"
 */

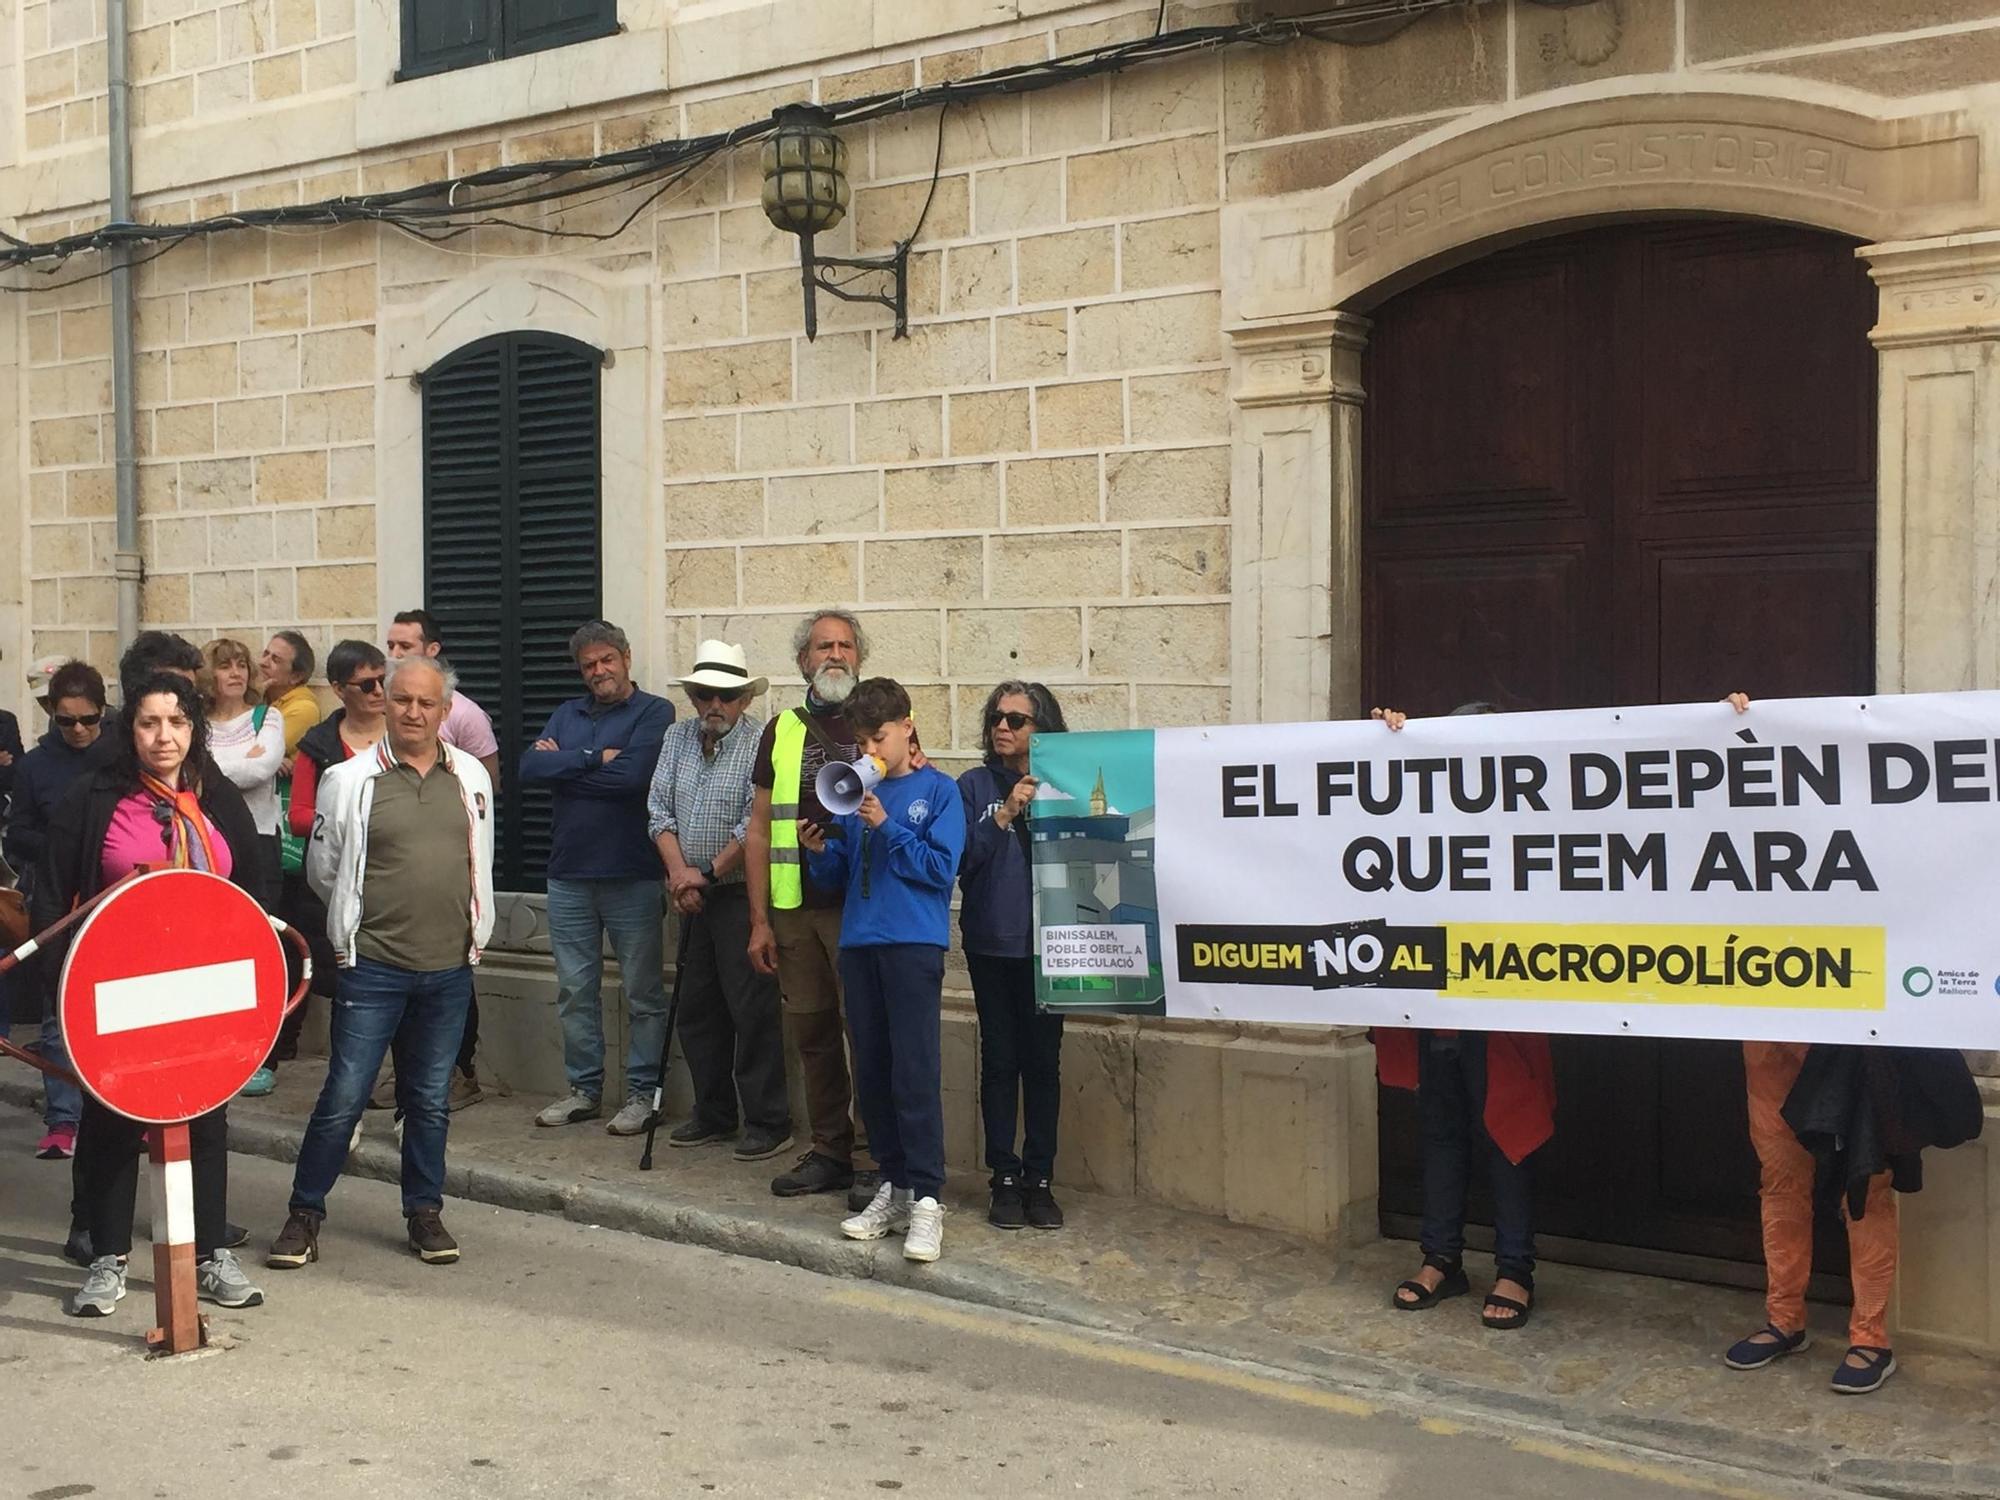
xmin=3 ymin=1077 xmax=1986 ymax=1500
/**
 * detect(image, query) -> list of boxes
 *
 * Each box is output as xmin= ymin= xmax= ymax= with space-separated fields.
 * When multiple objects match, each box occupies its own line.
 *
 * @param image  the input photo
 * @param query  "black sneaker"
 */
xmin=847 ymin=1169 xmax=882 ymax=1214
xmin=771 ymin=1151 xmax=854 ymax=1198
xmin=407 ymin=1211 xmax=459 ymax=1264
xmin=669 ymin=1118 xmax=736 ymax=1148
xmin=734 ymin=1126 xmax=796 ymax=1162
xmin=988 ymin=1175 xmax=1027 ymax=1230
xmin=63 ymin=1223 xmax=93 ymax=1267
xmin=221 ymin=1221 xmax=249 ymax=1250
xmin=1026 ymin=1178 xmax=1064 ymax=1230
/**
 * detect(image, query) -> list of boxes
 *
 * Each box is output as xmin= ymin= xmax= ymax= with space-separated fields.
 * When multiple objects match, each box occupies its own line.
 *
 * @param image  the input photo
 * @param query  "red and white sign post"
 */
xmin=58 ymin=870 xmax=289 ymax=1355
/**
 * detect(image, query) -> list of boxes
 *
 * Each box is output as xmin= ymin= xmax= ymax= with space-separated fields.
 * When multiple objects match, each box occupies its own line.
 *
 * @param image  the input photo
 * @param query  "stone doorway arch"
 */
xmin=1221 ymin=82 xmax=1996 ymax=728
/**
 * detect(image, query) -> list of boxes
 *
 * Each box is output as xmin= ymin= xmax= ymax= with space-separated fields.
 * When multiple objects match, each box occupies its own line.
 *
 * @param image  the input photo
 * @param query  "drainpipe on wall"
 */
xmin=107 ymin=0 xmax=141 ymax=653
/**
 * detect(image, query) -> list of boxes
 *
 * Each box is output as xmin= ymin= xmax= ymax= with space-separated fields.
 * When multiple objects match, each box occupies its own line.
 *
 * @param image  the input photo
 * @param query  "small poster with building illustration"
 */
xmin=1030 ymin=729 xmax=1166 ymax=1015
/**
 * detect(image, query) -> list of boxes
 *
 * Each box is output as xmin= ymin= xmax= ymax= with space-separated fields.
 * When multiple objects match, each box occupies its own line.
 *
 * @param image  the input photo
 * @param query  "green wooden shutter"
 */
xmin=504 ymin=0 xmax=618 ymax=57
xmin=401 ymin=0 xmax=499 ymax=79
xmin=421 ymin=333 xmax=603 ymax=894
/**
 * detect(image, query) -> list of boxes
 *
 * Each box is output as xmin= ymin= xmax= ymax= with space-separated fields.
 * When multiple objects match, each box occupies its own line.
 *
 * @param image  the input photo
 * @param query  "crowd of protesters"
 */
xmin=1 ymin=608 xmax=1977 ymax=1397
xmin=1 ymin=608 xmax=1069 ymax=1306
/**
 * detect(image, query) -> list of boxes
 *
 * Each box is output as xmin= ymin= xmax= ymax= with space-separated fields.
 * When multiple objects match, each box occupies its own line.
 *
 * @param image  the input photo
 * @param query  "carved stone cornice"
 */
xmin=1863 ymin=232 xmax=2000 ymax=350
xmin=1228 ymin=312 xmax=1371 ymax=409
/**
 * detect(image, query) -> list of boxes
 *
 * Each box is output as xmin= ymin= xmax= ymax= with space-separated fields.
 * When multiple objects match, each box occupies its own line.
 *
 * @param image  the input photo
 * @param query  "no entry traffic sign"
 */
xmin=59 ymin=869 xmax=286 ymax=1124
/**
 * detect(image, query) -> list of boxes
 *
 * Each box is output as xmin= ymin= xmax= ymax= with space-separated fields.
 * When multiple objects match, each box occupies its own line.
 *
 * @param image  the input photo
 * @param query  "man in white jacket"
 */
xmin=266 ymin=654 xmax=495 ymax=1269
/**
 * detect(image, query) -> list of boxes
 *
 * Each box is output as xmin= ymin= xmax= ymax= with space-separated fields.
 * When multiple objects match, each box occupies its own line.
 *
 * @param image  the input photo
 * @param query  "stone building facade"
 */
xmin=5 ymin=0 xmax=2000 ymax=1351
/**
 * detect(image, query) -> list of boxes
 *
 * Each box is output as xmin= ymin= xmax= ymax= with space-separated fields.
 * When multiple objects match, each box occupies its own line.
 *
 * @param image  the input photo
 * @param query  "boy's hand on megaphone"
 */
xmin=857 ymin=793 xmax=887 ymax=829
xmin=797 ymin=819 xmax=829 ymax=853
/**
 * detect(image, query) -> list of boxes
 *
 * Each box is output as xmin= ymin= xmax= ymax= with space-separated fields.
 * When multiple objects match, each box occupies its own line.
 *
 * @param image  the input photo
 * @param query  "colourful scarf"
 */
xmin=138 ymin=769 xmax=219 ymax=873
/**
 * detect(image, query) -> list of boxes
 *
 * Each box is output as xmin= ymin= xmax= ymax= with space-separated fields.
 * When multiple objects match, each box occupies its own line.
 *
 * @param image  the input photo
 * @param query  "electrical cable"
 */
xmin=0 ymin=0 xmax=1492 ymax=283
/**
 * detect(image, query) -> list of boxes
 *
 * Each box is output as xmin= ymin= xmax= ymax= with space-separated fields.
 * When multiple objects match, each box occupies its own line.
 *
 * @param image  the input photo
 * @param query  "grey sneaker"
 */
xmin=606 ymin=1095 xmax=656 ymax=1136
xmin=197 ymin=1247 xmax=265 ymax=1308
xmin=68 ymin=1255 xmax=127 ymax=1317
xmin=535 ymin=1091 xmax=601 ymax=1128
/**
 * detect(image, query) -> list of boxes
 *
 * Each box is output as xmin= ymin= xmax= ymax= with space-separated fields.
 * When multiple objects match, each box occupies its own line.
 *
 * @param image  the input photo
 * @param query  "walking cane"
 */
xmin=638 ymin=906 xmax=697 ymax=1171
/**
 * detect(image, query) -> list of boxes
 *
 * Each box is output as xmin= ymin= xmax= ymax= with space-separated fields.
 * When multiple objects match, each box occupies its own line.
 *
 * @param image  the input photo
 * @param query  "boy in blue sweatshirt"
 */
xmin=798 ymin=678 xmax=965 ymax=1262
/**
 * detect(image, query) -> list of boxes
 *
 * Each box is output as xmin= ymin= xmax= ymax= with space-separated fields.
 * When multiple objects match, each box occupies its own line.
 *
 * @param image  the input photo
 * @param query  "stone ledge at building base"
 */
xmin=6 ymin=1072 xmax=2000 ymax=1500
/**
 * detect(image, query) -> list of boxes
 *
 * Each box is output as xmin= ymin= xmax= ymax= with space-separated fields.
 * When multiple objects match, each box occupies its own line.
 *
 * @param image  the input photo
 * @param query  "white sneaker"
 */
xmin=841 ymin=1181 xmax=913 ymax=1240
xmin=535 ymin=1092 xmax=601 ymax=1128
xmin=606 ymin=1096 xmax=655 ymax=1136
xmin=904 ymin=1197 xmax=945 ymax=1263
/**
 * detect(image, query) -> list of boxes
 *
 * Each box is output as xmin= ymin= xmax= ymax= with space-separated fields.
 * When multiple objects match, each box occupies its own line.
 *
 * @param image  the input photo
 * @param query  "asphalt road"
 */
xmin=0 ymin=1107 xmax=1813 ymax=1500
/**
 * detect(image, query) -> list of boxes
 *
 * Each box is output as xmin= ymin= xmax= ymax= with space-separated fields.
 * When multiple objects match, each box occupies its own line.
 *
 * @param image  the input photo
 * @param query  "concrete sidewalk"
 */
xmin=8 ymin=1063 xmax=1999 ymax=1499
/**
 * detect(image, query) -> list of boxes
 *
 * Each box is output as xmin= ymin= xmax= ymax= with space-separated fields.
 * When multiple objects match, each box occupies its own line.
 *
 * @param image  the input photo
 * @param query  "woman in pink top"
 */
xmin=28 ymin=672 xmax=274 ymax=1319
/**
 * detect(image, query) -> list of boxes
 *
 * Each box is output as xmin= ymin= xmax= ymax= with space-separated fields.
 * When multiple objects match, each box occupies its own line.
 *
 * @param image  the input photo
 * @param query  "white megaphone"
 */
xmin=815 ymin=754 xmax=887 ymax=816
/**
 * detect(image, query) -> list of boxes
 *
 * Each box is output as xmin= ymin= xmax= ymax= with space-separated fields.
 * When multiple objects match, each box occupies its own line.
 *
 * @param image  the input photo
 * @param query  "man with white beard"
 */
xmin=747 ymin=609 xmax=882 ymax=1205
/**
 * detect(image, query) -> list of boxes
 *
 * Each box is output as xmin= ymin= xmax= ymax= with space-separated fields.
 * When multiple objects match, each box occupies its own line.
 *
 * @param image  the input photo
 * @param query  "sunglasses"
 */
xmin=691 ymin=687 xmax=744 ymax=705
xmin=343 ymin=674 xmax=386 ymax=695
xmin=52 ymin=712 xmax=103 ymax=729
xmin=987 ymin=711 xmax=1035 ymax=731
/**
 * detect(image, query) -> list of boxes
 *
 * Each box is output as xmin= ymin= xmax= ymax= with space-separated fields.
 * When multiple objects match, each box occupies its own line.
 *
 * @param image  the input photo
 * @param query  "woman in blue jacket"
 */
xmin=957 ymin=681 xmax=1069 ymax=1231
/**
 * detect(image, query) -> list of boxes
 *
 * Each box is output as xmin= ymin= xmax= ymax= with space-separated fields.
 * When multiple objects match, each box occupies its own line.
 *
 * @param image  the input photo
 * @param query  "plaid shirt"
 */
xmin=645 ymin=711 xmax=761 ymax=881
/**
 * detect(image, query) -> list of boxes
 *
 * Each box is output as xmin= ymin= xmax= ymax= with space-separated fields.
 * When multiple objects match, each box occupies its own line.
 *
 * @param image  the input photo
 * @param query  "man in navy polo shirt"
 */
xmin=521 ymin=621 xmax=676 ymax=1136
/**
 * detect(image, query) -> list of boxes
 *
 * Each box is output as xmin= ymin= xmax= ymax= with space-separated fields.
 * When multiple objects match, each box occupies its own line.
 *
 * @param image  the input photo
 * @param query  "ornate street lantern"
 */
xmin=760 ymin=104 xmax=909 ymax=341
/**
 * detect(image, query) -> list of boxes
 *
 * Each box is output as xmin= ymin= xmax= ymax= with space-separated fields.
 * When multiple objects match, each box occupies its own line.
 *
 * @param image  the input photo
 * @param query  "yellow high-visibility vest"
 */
xmin=768 ymin=709 xmax=807 ymax=910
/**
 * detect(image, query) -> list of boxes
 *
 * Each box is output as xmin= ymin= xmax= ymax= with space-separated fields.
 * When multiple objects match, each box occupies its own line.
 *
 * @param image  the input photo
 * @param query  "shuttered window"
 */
xmin=402 ymin=0 xmax=618 ymax=81
xmin=422 ymin=333 xmax=603 ymax=894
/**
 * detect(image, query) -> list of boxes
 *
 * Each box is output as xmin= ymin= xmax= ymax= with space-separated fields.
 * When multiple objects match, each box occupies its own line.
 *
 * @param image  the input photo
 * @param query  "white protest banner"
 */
xmin=1030 ymin=693 xmax=2000 ymax=1047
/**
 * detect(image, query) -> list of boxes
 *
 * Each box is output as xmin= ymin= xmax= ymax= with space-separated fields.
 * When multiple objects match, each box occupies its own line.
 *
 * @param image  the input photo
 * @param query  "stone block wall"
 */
xmin=15 ymin=0 xmax=2000 ymax=730
xmin=23 ymin=221 xmax=383 ymax=672
xmin=650 ymin=38 xmax=1234 ymax=759
xmin=21 ymin=0 xmax=357 ymax=150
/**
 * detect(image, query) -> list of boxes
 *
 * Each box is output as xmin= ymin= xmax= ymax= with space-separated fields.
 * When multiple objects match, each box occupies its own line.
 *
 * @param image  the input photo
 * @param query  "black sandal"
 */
xmin=1481 ymin=1275 xmax=1535 ymax=1331
xmin=1392 ymin=1255 xmax=1469 ymax=1311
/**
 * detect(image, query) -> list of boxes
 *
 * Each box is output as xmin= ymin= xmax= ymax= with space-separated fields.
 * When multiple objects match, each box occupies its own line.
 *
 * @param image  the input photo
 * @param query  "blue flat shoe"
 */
xmin=1724 ymin=1323 xmax=1810 ymax=1370
xmin=238 ymin=1066 xmax=277 ymax=1098
xmin=1830 ymin=1345 xmax=1895 ymax=1395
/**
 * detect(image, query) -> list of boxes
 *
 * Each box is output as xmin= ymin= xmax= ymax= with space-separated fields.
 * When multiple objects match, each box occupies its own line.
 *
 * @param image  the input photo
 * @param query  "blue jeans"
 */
xmin=840 ymin=943 xmax=946 ymax=1200
xmin=547 ymin=877 xmax=667 ymax=1099
xmin=291 ymin=957 xmax=472 ymax=1218
xmin=1418 ymin=1031 xmax=1537 ymax=1284
xmin=34 ymin=991 xmax=81 ymax=1130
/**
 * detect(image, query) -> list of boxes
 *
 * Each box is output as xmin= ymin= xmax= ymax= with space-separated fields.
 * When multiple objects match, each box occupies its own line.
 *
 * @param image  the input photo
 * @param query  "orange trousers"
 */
xmin=1744 ymin=1041 xmax=1898 ymax=1348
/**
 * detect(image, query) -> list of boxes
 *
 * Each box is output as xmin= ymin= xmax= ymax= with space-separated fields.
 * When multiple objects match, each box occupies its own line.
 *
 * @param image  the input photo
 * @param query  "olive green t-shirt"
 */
xmin=356 ymin=760 xmax=473 ymax=972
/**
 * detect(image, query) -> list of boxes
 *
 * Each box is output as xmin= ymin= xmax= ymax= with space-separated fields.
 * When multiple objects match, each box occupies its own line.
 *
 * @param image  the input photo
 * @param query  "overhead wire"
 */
xmin=0 ymin=0 xmax=1489 ymax=286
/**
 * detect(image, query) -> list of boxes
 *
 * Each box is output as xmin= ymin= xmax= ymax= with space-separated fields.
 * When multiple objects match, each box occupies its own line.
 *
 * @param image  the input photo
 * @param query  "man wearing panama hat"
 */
xmin=644 ymin=639 xmax=793 ymax=1162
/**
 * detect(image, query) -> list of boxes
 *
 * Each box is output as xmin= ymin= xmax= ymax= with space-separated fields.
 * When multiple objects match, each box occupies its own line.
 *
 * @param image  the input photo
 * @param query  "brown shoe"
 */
xmin=407 ymin=1211 xmax=459 ymax=1265
xmin=266 ymin=1209 xmax=321 ymax=1269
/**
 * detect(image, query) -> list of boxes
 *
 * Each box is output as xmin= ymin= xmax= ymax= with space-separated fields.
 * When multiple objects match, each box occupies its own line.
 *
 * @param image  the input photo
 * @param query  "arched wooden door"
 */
xmin=1363 ymin=221 xmax=1878 ymax=1271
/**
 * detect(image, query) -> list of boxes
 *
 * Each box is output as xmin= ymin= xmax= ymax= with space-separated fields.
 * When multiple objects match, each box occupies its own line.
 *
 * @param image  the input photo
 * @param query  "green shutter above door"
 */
xmin=401 ymin=0 xmax=499 ymax=79
xmin=505 ymin=0 xmax=618 ymax=56
xmin=403 ymin=0 xmax=615 ymax=78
